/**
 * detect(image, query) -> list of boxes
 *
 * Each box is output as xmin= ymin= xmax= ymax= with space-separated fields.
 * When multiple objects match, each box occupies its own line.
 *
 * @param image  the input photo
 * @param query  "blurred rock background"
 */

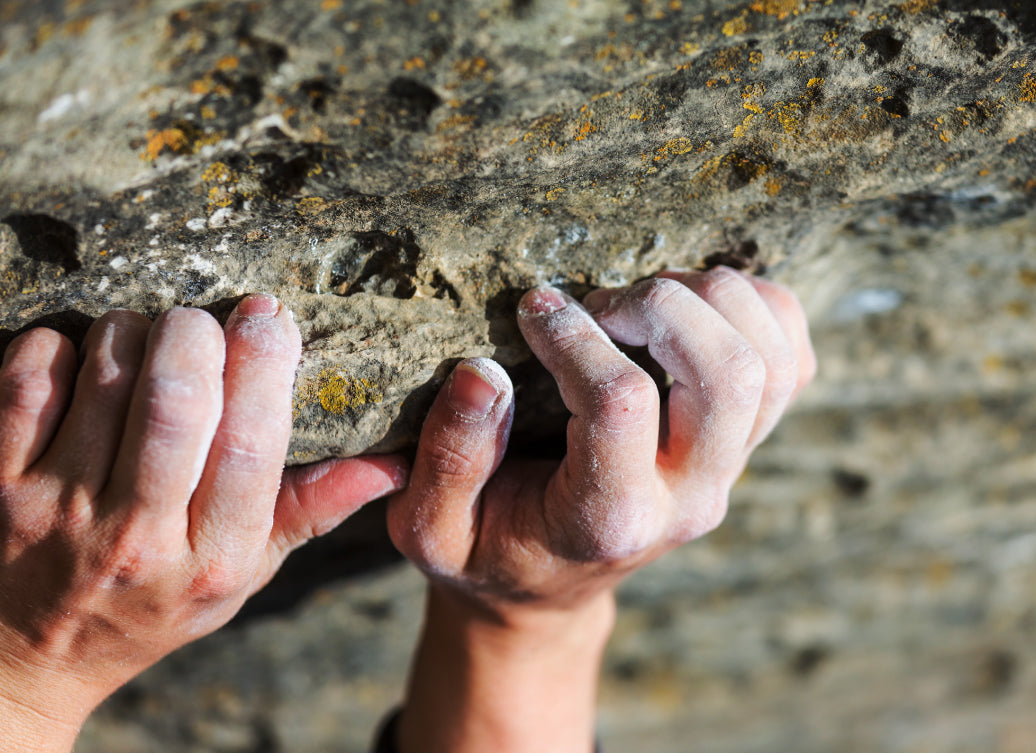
xmin=1 ymin=0 xmax=1034 ymax=750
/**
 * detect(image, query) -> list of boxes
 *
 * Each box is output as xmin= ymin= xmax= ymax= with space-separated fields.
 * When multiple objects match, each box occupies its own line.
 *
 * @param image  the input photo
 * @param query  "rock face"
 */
xmin=2 ymin=1 xmax=1036 ymax=752
xmin=2 ymin=0 xmax=1034 ymax=461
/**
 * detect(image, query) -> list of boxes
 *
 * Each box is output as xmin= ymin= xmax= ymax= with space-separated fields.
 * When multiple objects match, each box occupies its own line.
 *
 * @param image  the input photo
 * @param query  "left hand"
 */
xmin=0 ymin=295 xmax=408 ymax=751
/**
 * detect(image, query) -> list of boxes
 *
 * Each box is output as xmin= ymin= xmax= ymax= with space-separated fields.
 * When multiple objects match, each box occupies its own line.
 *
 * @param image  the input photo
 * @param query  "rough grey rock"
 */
xmin=2 ymin=2 xmax=1036 ymax=752
xmin=2 ymin=0 xmax=1034 ymax=461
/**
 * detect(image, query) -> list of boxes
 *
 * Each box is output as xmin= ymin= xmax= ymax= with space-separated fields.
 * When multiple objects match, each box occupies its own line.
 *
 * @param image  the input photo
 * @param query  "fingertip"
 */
xmin=517 ymin=286 xmax=569 ymax=318
xmin=447 ymin=358 xmax=512 ymax=421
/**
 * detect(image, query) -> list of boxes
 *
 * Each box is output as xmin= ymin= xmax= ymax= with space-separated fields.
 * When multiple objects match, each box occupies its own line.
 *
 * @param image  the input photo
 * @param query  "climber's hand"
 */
xmin=0 ymin=295 xmax=407 ymax=753
xmin=391 ymin=266 xmax=816 ymax=617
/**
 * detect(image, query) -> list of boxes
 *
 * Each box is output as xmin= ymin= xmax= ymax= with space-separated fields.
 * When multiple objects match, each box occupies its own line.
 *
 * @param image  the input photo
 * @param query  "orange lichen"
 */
xmin=897 ymin=0 xmax=937 ymax=13
xmin=574 ymin=120 xmax=598 ymax=140
xmin=1020 ymin=73 xmax=1036 ymax=103
xmin=144 ymin=128 xmax=189 ymax=160
xmin=749 ymin=0 xmax=801 ymax=20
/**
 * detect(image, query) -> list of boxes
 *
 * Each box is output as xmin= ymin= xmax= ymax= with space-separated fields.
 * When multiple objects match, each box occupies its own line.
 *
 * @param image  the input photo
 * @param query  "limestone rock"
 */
xmin=2 ymin=0 xmax=1034 ymax=461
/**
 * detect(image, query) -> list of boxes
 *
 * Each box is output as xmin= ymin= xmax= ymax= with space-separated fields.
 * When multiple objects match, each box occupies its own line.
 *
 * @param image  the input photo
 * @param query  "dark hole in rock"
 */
xmin=860 ymin=29 xmax=904 ymax=65
xmin=833 ymin=468 xmax=871 ymax=499
xmin=2 ymin=213 xmax=81 ymax=273
xmin=950 ymin=15 xmax=1007 ymax=59
xmin=975 ymin=649 xmax=1018 ymax=695
xmin=701 ymin=240 xmax=766 ymax=274
xmin=299 ymin=76 xmax=336 ymax=113
xmin=511 ymin=0 xmax=534 ymax=16
xmin=329 ymin=229 xmax=421 ymax=299
xmin=387 ymin=77 xmax=443 ymax=123
xmin=790 ymin=645 xmax=830 ymax=677
xmin=252 ymin=151 xmax=319 ymax=198
xmin=880 ymin=92 xmax=911 ymax=119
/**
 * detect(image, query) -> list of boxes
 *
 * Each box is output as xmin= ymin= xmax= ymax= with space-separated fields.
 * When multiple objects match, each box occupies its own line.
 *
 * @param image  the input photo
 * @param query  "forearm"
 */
xmin=396 ymin=584 xmax=614 ymax=753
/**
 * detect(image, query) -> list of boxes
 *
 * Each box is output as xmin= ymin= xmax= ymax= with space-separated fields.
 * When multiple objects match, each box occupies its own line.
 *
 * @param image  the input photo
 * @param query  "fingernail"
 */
xmin=519 ymin=286 xmax=568 ymax=317
xmin=237 ymin=293 xmax=280 ymax=318
xmin=582 ymin=288 xmax=612 ymax=314
xmin=448 ymin=362 xmax=501 ymax=420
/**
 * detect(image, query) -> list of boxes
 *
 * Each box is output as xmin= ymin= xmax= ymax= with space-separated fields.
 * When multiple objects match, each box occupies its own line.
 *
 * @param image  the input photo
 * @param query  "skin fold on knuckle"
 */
xmin=714 ymin=341 xmax=767 ymax=409
xmin=137 ymin=378 xmax=219 ymax=443
xmin=587 ymin=368 xmax=659 ymax=429
xmin=0 ymin=366 xmax=60 ymax=414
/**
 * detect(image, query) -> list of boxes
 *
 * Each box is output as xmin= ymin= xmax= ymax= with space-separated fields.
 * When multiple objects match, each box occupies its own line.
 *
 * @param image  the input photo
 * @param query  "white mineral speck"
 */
xmin=109 ymin=256 xmax=128 ymax=270
xmin=186 ymin=218 xmax=207 ymax=232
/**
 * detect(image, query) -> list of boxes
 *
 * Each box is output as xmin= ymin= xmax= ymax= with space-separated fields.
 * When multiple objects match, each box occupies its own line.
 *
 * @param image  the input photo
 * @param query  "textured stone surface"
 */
xmin=2 ymin=0 xmax=1035 ymax=461
xmin=2 ymin=1 xmax=1035 ymax=751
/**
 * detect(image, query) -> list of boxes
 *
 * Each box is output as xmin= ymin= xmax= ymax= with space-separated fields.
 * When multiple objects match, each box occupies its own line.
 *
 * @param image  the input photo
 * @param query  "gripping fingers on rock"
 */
xmin=516 ymin=287 xmax=661 ymax=554
xmin=188 ymin=295 xmax=302 ymax=560
xmin=671 ymin=268 xmax=800 ymax=448
xmin=39 ymin=310 xmax=152 ymax=497
xmin=583 ymin=277 xmax=764 ymax=474
xmin=0 ymin=328 xmax=77 ymax=481
xmin=746 ymin=275 xmax=818 ymax=400
xmin=104 ymin=307 xmax=225 ymax=533
xmin=387 ymin=358 xmax=513 ymax=576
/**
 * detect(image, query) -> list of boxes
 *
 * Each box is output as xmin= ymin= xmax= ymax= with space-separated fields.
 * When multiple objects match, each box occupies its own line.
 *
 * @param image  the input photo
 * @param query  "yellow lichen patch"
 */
xmin=312 ymin=371 xmax=383 ymax=415
xmin=711 ymin=46 xmax=744 ymax=71
xmin=749 ymin=0 xmax=801 ymax=20
xmin=574 ymin=120 xmax=598 ymax=141
xmin=655 ymin=137 xmax=696 ymax=160
xmin=764 ymin=177 xmax=783 ymax=196
xmin=296 ymin=197 xmax=330 ymax=215
xmin=403 ymin=56 xmax=426 ymax=71
xmin=722 ymin=15 xmax=748 ymax=37
xmin=143 ymin=128 xmax=189 ymax=160
xmin=786 ymin=49 xmax=817 ymax=62
xmin=216 ymin=55 xmax=239 ymax=71
xmin=321 ymin=0 xmax=342 ymax=9
xmin=202 ymin=162 xmax=236 ymax=184
xmin=437 ymin=114 xmax=478 ymax=132
xmin=200 ymin=105 xmax=217 ymax=119
xmin=545 ymin=187 xmax=566 ymax=201
xmin=1020 ymin=73 xmax=1036 ymax=103
xmin=807 ymin=77 xmax=825 ymax=88
xmin=897 ymin=0 xmax=937 ymax=13
xmin=454 ymin=57 xmax=488 ymax=80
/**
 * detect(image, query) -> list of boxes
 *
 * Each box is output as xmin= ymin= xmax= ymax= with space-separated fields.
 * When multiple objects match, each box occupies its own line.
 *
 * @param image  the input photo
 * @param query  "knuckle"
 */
xmin=188 ymin=558 xmax=250 ymax=605
xmin=636 ymin=276 xmax=690 ymax=312
xmin=709 ymin=341 xmax=766 ymax=408
xmin=588 ymin=368 xmax=658 ymax=424
xmin=99 ymin=533 xmax=173 ymax=591
xmin=0 ymin=367 xmax=58 ymax=412
xmin=214 ymin=423 xmax=282 ymax=474
xmin=693 ymin=266 xmax=751 ymax=302
xmin=423 ymin=437 xmax=480 ymax=483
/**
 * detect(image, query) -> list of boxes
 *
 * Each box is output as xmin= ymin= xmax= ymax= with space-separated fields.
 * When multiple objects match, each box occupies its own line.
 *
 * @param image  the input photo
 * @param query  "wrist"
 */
xmin=0 ymin=683 xmax=84 ymax=753
xmin=396 ymin=584 xmax=615 ymax=753
xmin=0 ymin=646 xmax=97 ymax=753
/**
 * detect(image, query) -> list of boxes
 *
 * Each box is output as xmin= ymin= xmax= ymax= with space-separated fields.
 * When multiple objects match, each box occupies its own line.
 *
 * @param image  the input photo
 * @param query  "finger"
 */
xmin=103 ymin=308 xmax=225 ymax=534
xmin=745 ymin=276 xmax=818 ymax=399
xmin=582 ymin=276 xmax=765 ymax=474
xmin=387 ymin=358 xmax=513 ymax=575
xmin=254 ymin=453 xmax=410 ymax=590
xmin=188 ymin=294 xmax=301 ymax=560
xmin=660 ymin=267 xmax=799 ymax=448
xmin=0 ymin=328 xmax=77 ymax=481
xmin=516 ymin=287 xmax=662 ymax=555
xmin=38 ymin=310 xmax=151 ymax=496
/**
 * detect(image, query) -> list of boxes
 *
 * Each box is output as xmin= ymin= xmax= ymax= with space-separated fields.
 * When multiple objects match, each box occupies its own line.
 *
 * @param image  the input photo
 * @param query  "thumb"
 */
xmin=257 ymin=454 xmax=410 ymax=585
xmin=387 ymin=358 xmax=513 ymax=575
